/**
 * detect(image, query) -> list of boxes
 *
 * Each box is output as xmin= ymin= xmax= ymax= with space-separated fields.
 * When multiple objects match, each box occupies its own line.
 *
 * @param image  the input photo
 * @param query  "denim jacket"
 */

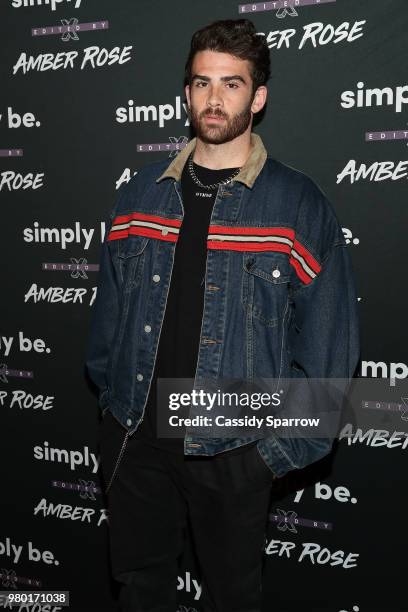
xmin=85 ymin=132 xmax=360 ymax=479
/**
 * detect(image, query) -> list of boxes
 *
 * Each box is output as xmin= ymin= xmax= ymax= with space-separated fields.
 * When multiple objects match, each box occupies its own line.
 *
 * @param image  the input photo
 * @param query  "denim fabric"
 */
xmin=85 ymin=133 xmax=361 ymax=478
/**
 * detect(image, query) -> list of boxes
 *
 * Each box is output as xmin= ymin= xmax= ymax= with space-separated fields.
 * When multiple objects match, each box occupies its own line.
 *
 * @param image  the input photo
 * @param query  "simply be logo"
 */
xmin=341 ymin=82 xmax=408 ymax=113
xmin=23 ymin=221 xmax=105 ymax=250
xmin=0 ymin=332 xmax=51 ymax=357
xmin=340 ymin=81 xmax=408 ymax=146
xmin=117 ymin=96 xmax=189 ymax=128
xmin=361 ymin=360 xmax=408 ymax=381
xmin=3 ymin=106 xmax=40 ymax=130
xmin=294 ymin=481 xmax=358 ymax=505
xmin=177 ymin=571 xmax=201 ymax=602
xmin=33 ymin=441 xmax=100 ymax=473
xmin=0 ymin=537 xmax=58 ymax=567
xmin=11 ymin=0 xmax=82 ymax=10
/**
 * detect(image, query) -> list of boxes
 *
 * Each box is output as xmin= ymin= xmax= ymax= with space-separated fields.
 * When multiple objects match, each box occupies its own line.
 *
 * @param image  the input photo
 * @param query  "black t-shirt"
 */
xmin=133 ymin=157 xmax=257 ymax=455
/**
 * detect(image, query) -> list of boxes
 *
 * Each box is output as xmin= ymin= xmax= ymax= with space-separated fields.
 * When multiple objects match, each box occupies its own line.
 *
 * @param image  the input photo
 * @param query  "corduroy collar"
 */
xmin=155 ymin=132 xmax=267 ymax=189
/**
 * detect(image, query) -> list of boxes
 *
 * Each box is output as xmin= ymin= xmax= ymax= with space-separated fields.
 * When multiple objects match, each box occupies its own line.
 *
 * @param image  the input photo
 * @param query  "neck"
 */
xmin=192 ymin=130 xmax=252 ymax=170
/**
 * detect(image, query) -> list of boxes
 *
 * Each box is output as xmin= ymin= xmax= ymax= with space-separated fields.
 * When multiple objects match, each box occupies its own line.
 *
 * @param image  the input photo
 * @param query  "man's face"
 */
xmin=185 ymin=50 xmax=266 ymax=145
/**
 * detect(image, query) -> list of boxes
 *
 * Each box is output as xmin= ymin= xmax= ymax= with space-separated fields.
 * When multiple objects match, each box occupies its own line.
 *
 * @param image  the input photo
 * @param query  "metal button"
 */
xmin=144 ymin=324 xmax=151 ymax=333
xmin=152 ymin=274 xmax=160 ymax=283
xmin=136 ymin=373 xmax=143 ymax=381
xmin=272 ymin=269 xmax=281 ymax=278
xmin=126 ymin=418 xmax=132 ymax=426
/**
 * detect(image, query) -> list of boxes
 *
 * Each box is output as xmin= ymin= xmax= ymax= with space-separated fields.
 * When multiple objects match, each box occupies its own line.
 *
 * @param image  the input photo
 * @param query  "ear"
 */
xmin=185 ymin=84 xmax=191 ymax=109
xmin=251 ymin=86 xmax=267 ymax=114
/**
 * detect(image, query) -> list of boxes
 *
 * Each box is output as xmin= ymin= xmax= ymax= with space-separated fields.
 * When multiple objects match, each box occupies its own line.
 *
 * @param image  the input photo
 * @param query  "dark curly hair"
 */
xmin=184 ymin=19 xmax=271 ymax=97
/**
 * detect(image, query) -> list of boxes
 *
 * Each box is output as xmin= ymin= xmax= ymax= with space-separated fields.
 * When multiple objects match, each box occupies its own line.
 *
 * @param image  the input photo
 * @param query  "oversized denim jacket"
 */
xmin=85 ymin=132 xmax=361 ymax=479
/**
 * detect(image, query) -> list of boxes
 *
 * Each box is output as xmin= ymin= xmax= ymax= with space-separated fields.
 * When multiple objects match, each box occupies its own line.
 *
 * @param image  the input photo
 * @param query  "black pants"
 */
xmin=99 ymin=411 xmax=276 ymax=612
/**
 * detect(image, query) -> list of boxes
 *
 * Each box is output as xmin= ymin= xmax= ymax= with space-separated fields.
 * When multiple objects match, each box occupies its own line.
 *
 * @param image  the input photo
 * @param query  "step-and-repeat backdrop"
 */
xmin=1 ymin=1 xmax=407 ymax=611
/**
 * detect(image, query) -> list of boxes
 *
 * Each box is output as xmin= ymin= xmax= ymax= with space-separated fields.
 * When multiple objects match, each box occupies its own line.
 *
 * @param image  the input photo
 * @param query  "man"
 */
xmin=86 ymin=18 xmax=360 ymax=612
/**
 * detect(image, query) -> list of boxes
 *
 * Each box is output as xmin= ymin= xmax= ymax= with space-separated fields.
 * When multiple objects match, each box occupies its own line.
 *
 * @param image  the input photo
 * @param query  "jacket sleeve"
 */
xmin=288 ymin=239 xmax=361 ymax=379
xmin=257 ymin=195 xmax=361 ymax=478
xmin=84 ymin=189 xmax=125 ymax=413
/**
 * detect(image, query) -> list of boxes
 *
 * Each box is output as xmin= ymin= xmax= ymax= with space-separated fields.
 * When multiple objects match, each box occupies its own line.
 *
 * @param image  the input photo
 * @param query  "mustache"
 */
xmin=199 ymin=108 xmax=228 ymax=120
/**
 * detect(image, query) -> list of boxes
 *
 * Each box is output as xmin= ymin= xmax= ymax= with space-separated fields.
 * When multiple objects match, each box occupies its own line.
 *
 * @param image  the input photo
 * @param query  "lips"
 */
xmin=204 ymin=114 xmax=226 ymax=121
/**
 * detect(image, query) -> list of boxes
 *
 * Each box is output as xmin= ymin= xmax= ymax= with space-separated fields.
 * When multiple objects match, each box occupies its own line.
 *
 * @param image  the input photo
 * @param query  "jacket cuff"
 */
xmin=257 ymin=435 xmax=298 ymax=478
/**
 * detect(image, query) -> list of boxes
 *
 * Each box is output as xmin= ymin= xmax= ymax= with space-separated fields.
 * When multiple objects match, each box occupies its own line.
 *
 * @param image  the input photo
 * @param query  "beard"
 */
xmin=189 ymin=99 xmax=253 ymax=145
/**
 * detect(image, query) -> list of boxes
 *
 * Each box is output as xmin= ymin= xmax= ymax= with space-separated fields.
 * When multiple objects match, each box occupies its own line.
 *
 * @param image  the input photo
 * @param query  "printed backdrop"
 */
xmin=1 ymin=1 xmax=407 ymax=611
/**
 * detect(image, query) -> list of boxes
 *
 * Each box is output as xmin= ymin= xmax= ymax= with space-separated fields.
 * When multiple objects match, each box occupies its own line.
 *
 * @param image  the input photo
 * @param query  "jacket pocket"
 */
xmin=242 ymin=252 xmax=290 ymax=327
xmin=107 ymin=235 xmax=149 ymax=392
xmin=115 ymin=235 xmax=149 ymax=292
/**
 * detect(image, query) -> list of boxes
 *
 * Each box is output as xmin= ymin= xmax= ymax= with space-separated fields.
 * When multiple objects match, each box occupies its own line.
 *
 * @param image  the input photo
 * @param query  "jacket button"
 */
xmin=126 ymin=418 xmax=132 ymax=426
xmin=152 ymin=274 xmax=160 ymax=283
xmin=144 ymin=324 xmax=152 ymax=333
xmin=136 ymin=373 xmax=143 ymax=381
xmin=272 ymin=269 xmax=281 ymax=278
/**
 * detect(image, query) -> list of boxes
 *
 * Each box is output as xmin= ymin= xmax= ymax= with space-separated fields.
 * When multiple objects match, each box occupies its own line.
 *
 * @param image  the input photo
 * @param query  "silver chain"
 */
xmin=188 ymin=153 xmax=241 ymax=190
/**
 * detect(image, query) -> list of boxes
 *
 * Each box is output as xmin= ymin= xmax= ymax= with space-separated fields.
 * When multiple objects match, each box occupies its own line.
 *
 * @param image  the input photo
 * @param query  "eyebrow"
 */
xmin=191 ymin=74 xmax=247 ymax=84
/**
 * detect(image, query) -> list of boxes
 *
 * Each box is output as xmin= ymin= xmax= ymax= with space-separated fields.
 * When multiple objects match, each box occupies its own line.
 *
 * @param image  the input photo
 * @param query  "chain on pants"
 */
xmin=99 ymin=411 xmax=276 ymax=611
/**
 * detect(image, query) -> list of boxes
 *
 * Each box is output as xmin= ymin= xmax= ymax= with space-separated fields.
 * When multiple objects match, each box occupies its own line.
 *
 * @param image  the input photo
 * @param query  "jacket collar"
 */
xmin=155 ymin=132 xmax=267 ymax=189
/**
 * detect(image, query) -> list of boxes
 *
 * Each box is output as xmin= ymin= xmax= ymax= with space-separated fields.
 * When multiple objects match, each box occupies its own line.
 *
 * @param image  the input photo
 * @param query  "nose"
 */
xmin=206 ymin=83 xmax=223 ymax=109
